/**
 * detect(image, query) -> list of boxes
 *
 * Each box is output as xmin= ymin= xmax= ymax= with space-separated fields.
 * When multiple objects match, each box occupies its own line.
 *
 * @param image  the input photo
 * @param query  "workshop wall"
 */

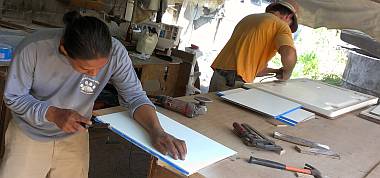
xmin=0 ymin=0 xmax=127 ymax=26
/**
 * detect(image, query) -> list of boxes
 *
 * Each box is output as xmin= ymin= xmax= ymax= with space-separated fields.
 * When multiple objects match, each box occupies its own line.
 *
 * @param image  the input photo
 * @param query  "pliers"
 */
xmin=82 ymin=116 xmax=110 ymax=129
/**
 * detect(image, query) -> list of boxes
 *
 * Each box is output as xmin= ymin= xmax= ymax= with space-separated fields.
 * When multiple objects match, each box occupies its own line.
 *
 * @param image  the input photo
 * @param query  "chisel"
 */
xmin=273 ymin=131 xmax=330 ymax=150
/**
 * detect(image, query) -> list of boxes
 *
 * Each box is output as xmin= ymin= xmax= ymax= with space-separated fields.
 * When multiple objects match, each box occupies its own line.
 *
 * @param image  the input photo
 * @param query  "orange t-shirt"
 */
xmin=211 ymin=13 xmax=295 ymax=82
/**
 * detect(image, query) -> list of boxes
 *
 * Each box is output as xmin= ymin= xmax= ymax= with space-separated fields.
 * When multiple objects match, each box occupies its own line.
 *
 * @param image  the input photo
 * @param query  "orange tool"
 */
xmin=249 ymin=156 xmax=322 ymax=178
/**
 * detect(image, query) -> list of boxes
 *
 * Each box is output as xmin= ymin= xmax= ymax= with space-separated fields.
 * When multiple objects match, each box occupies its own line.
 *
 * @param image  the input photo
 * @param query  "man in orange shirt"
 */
xmin=209 ymin=0 xmax=299 ymax=92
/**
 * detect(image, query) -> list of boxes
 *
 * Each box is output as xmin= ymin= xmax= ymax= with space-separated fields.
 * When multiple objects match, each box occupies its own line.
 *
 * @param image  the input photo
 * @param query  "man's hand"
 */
xmin=151 ymin=130 xmax=187 ymax=160
xmin=134 ymin=104 xmax=187 ymax=160
xmin=257 ymin=67 xmax=283 ymax=78
xmin=275 ymin=67 xmax=284 ymax=80
xmin=46 ymin=106 xmax=92 ymax=133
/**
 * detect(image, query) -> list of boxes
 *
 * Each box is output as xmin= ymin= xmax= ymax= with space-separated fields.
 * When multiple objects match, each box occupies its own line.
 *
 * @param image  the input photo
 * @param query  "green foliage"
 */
xmin=271 ymin=55 xmax=282 ymax=67
xmin=321 ymin=74 xmax=343 ymax=86
xmin=268 ymin=27 xmax=347 ymax=86
xmin=290 ymin=51 xmax=343 ymax=86
xmin=298 ymin=52 xmax=319 ymax=79
xmin=290 ymin=52 xmax=319 ymax=79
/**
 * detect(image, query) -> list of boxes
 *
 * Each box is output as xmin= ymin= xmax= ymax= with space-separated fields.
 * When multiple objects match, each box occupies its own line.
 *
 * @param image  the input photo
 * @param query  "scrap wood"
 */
xmin=364 ymin=160 xmax=380 ymax=178
xmin=359 ymin=106 xmax=380 ymax=124
xmin=0 ymin=20 xmax=34 ymax=33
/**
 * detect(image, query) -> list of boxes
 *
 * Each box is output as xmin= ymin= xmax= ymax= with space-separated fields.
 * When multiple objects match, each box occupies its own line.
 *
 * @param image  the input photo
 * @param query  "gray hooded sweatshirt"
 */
xmin=4 ymin=29 xmax=154 ymax=141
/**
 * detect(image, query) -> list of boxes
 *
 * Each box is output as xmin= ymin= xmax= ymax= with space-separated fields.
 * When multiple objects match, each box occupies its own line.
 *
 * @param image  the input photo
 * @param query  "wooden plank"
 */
xmin=93 ymin=106 xmax=125 ymax=116
xmin=32 ymin=20 xmax=62 ymax=28
xmin=96 ymin=111 xmax=237 ymax=176
xmin=164 ymin=64 xmax=181 ymax=97
xmin=365 ymin=160 xmax=380 ymax=178
xmin=0 ymin=19 xmax=34 ymax=33
xmin=130 ymin=52 xmax=181 ymax=67
xmin=359 ymin=106 xmax=380 ymax=124
xmin=171 ymin=50 xmax=194 ymax=97
xmin=140 ymin=64 xmax=166 ymax=96
xmin=129 ymin=51 xmax=185 ymax=97
xmin=0 ymin=66 xmax=9 ymax=160
xmin=150 ymin=164 xmax=205 ymax=178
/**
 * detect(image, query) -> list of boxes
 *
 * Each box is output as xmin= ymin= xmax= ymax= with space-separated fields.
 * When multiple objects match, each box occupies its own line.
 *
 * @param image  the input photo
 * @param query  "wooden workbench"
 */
xmin=129 ymin=51 xmax=182 ymax=67
xmin=0 ymin=61 xmax=12 ymax=159
xmin=95 ymin=93 xmax=380 ymax=178
xmin=129 ymin=50 xmax=193 ymax=97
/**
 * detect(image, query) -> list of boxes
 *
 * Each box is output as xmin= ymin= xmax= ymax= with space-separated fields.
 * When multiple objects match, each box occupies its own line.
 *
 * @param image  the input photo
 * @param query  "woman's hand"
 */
xmin=46 ymin=106 xmax=92 ymax=133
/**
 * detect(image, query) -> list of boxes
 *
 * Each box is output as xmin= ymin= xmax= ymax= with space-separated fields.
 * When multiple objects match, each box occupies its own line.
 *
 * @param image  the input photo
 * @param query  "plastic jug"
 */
xmin=136 ymin=30 xmax=158 ymax=56
xmin=0 ymin=43 xmax=13 ymax=61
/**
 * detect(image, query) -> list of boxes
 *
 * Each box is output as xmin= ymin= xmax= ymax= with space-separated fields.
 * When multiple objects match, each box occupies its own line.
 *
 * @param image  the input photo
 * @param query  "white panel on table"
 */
xmin=221 ymin=88 xmax=302 ymax=117
xmin=96 ymin=111 xmax=237 ymax=176
xmin=249 ymin=79 xmax=378 ymax=118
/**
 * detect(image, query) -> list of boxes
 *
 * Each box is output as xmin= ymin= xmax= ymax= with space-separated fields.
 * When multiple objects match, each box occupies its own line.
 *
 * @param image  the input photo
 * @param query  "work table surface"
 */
xmin=95 ymin=93 xmax=380 ymax=178
xmin=129 ymin=51 xmax=182 ymax=67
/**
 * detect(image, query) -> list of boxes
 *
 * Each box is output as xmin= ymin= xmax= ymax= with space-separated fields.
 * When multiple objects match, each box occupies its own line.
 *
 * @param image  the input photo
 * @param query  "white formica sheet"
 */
xmin=250 ymin=79 xmax=379 ymax=118
xmin=96 ymin=111 xmax=237 ymax=176
xmin=280 ymin=108 xmax=315 ymax=125
xmin=220 ymin=88 xmax=305 ymax=125
xmin=216 ymin=88 xmax=246 ymax=97
xmin=370 ymin=105 xmax=380 ymax=116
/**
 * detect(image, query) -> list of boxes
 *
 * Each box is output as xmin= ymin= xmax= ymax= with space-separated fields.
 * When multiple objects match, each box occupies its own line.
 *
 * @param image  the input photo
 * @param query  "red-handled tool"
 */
xmin=248 ymin=156 xmax=322 ymax=178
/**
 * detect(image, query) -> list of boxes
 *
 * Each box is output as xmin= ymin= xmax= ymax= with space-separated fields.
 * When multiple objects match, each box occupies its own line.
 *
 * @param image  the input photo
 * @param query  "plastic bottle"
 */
xmin=0 ymin=43 xmax=13 ymax=61
xmin=136 ymin=29 xmax=158 ymax=56
xmin=126 ymin=24 xmax=133 ymax=43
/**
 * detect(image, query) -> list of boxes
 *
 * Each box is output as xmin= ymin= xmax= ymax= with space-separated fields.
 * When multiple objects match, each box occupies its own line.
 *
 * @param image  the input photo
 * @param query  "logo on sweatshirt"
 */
xmin=80 ymin=77 xmax=99 ymax=95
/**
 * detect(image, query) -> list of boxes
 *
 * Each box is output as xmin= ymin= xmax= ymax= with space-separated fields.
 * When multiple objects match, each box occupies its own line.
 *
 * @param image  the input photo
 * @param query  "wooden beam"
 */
xmin=0 ymin=19 xmax=34 ymax=33
xmin=364 ymin=160 xmax=380 ymax=178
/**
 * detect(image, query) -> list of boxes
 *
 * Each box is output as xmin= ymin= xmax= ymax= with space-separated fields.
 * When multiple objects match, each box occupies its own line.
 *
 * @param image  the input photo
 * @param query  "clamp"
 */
xmin=233 ymin=122 xmax=284 ymax=154
xmin=194 ymin=96 xmax=213 ymax=115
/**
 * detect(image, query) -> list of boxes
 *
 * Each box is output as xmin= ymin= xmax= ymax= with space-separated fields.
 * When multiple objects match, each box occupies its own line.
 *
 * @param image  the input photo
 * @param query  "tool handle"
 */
xmin=233 ymin=122 xmax=247 ymax=137
xmin=81 ymin=116 xmax=110 ymax=129
xmin=248 ymin=156 xmax=286 ymax=170
xmin=156 ymin=96 xmax=197 ymax=118
xmin=285 ymin=166 xmax=312 ymax=175
xmin=249 ymin=156 xmax=313 ymax=176
xmin=243 ymin=123 xmax=273 ymax=143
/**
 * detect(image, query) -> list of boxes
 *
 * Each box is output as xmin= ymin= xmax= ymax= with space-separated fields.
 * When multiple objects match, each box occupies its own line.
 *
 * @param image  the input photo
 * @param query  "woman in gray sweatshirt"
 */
xmin=0 ymin=10 xmax=186 ymax=178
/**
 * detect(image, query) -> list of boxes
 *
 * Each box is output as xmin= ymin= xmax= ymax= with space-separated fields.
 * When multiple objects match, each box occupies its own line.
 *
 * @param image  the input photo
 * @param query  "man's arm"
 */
xmin=4 ymin=44 xmax=91 ymax=132
xmin=278 ymin=45 xmax=297 ymax=80
xmin=110 ymin=39 xmax=187 ymax=160
xmin=134 ymin=105 xmax=186 ymax=160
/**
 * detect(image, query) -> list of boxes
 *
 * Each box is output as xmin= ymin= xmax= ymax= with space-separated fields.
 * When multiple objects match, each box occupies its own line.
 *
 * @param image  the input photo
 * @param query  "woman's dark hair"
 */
xmin=267 ymin=4 xmax=293 ymax=15
xmin=62 ymin=10 xmax=112 ymax=60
